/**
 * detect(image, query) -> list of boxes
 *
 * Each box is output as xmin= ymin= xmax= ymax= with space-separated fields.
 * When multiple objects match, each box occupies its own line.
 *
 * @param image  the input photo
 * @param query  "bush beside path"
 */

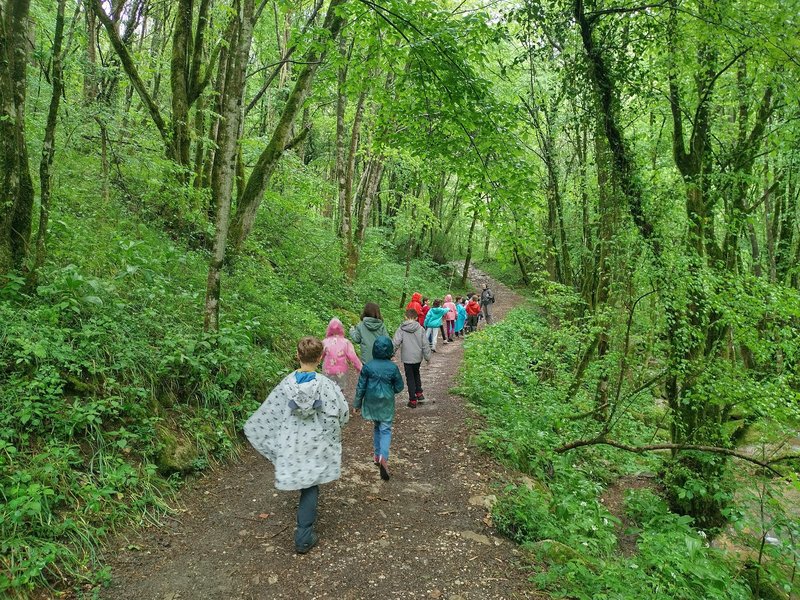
xmin=87 ymin=269 xmax=539 ymax=600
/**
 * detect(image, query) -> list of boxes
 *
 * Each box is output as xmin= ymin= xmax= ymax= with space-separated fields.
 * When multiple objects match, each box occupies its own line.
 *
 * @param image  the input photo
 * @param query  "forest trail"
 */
xmin=89 ymin=269 xmax=542 ymax=600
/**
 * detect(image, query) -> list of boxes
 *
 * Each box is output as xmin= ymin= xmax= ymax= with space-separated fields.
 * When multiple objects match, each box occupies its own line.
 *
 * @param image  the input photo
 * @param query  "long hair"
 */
xmin=361 ymin=302 xmax=382 ymax=320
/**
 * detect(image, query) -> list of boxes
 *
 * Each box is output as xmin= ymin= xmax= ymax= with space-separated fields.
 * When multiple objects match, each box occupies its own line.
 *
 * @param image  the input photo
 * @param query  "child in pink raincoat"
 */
xmin=321 ymin=318 xmax=362 ymax=393
xmin=443 ymin=294 xmax=458 ymax=343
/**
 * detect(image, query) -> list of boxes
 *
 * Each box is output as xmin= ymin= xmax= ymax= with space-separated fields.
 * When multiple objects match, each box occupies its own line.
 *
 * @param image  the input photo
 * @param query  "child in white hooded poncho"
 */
xmin=244 ymin=336 xmax=349 ymax=554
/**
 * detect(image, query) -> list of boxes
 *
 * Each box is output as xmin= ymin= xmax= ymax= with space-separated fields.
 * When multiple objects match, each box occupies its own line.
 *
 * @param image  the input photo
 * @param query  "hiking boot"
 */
xmin=378 ymin=457 xmax=390 ymax=481
xmin=296 ymin=532 xmax=319 ymax=554
xmin=407 ymin=399 xmax=417 ymax=408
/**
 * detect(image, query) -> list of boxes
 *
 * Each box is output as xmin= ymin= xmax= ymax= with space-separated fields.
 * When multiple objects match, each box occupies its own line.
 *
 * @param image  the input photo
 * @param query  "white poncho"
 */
xmin=244 ymin=372 xmax=349 ymax=490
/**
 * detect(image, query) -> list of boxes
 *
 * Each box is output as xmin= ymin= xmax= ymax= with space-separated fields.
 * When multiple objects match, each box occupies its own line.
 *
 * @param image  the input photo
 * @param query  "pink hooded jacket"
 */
xmin=443 ymin=294 xmax=457 ymax=321
xmin=322 ymin=318 xmax=363 ymax=376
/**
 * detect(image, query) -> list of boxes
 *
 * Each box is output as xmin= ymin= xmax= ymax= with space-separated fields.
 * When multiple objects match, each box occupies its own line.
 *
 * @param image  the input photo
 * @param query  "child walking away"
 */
xmin=420 ymin=297 xmax=430 ymax=327
xmin=243 ymin=337 xmax=349 ymax=554
xmin=443 ymin=294 xmax=457 ymax=342
xmin=353 ymin=336 xmax=404 ymax=480
xmin=393 ymin=309 xmax=431 ymax=408
xmin=321 ymin=318 xmax=362 ymax=392
xmin=480 ymin=283 xmax=495 ymax=325
xmin=350 ymin=302 xmax=388 ymax=363
xmin=466 ymin=295 xmax=481 ymax=333
xmin=423 ymin=300 xmax=450 ymax=352
xmin=406 ymin=292 xmax=424 ymax=326
xmin=454 ymin=296 xmax=467 ymax=338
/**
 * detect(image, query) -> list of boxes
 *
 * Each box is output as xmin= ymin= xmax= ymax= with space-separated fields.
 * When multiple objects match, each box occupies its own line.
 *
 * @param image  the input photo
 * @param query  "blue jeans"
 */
xmin=373 ymin=421 xmax=393 ymax=461
xmin=295 ymin=485 xmax=319 ymax=551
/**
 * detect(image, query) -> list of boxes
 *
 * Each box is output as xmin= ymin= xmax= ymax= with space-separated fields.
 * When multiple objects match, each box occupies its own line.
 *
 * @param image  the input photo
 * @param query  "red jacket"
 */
xmin=406 ymin=292 xmax=424 ymax=325
xmin=466 ymin=300 xmax=481 ymax=316
xmin=420 ymin=304 xmax=431 ymax=325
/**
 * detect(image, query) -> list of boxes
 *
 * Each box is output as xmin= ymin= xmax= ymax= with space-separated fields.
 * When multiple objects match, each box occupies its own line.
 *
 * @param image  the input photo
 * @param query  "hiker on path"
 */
xmin=406 ymin=292 xmax=424 ymax=326
xmin=321 ymin=318 xmax=362 ymax=392
xmin=243 ymin=337 xmax=349 ymax=554
xmin=423 ymin=300 xmax=450 ymax=352
xmin=480 ymin=283 xmax=495 ymax=325
xmin=454 ymin=296 xmax=467 ymax=338
xmin=393 ymin=308 xmax=431 ymax=409
xmin=350 ymin=302 xmax=388 ymax=363
xmin=466 ymin=295 xmax=481 ymax=333
xmin=443 ymin=294 xmax=458 ymax=342
xmin=353 ymin=336 xmax=404 ymax=481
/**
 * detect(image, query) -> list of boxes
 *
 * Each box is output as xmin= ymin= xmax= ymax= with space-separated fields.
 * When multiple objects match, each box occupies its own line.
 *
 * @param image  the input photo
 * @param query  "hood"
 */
xmin=287 ymin=377 xmax=322 ymax=418
xmin=362 ymin=317 xmax=385 ymax=331
xmin=445 ymin=294 xmax=453 ymax=303
xmin=401 ymin=320 xmax=421 ymax=333
xmin=372 ymin=336 xmax=394 ymax=360
xmin=326 ymin=318 xmax=345 ymax=337
xmin=411 ymin=292 xmax=422 ymax=304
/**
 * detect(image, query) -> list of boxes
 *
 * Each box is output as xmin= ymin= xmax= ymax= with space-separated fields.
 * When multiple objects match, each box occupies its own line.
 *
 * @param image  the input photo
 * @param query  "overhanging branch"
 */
xmin=554 ymin=438 xmax=797 ymax=476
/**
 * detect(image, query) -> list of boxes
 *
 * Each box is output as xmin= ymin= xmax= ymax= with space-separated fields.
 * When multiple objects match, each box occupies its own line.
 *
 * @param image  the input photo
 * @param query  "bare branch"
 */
xmin=554 ymin=438 xmax=798 ymax=476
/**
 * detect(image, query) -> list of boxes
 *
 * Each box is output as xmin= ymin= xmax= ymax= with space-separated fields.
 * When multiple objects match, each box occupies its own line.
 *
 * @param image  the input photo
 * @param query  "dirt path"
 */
xmin=92 ymin=269 xmax=540 ymax=600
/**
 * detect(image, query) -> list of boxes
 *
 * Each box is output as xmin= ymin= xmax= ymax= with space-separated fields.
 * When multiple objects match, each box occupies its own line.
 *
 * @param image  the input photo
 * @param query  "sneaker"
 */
xmin=407 ymin=399 xmax=417 ymax=408
xmin=378 ymin=457 xmax=390 ymax=481
xmin=431 ymin=348 xmax=437 ymax=353
xmin=416 ymin=392 xmax=429 ymax=404
xmin=296 ymin=532 xmax=319 ymax=554
xmin=373 ymin=454 xmax=380 ymax=466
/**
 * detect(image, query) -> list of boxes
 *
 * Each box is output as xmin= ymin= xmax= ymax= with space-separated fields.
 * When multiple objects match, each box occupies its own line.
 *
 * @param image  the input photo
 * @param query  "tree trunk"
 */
xmin=204 ymin=0 xmax=256 ymax=331
xmin=31 ymin=0 xmax=67 ymax=280
xmin=84 ymin=6 xmax=98 ymax=102
xmin=461 ymin=207 xmax=479 ymax=286
xmin=228 ymin=0 xmax=347 ymax=249
xmin=0 ymin=0 xmax=35 ymax=274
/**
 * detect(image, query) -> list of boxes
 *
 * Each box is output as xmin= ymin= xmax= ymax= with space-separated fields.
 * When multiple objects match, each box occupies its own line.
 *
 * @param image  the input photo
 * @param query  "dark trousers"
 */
xmin=295 ymin=485 xmax=319 ymax=550
xmin=403 ymin=362 xmax=423 ymax=399
xmin=466 ymin=315 xmax=479 ymax=332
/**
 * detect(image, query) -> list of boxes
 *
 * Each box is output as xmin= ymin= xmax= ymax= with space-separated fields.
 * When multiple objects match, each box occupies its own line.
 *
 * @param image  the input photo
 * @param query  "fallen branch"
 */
xmin=554 ymin=438 xmax=799 ymax=476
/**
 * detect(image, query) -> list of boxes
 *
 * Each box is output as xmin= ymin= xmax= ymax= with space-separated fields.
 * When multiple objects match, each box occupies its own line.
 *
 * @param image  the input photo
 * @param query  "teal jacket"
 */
xmin=423 ymin=306 xmax=450 ymax=329
xmin=350 ymin=317 xmax=388 ymax=363
xmin=455 ymin=303 xmax=467 ymax=332
xmin=354 ymin=336 xmax=404 ymax=422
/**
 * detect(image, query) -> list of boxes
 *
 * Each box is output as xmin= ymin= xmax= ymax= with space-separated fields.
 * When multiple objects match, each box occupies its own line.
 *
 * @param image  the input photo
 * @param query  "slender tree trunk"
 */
xmin=334 ymin=35 xmax=347 ymax=236
xmin=32 ymin=0 xmax=67 ymax=280
xmin=228 ymin=0 xmax=347 ymax=249
xmin=84 ymin=6 xmax=98 ymax=102
xmin=461 ymin=207 xmax=479 ymax=286
xmin=204 ymin=0 xmax=255 ymax=331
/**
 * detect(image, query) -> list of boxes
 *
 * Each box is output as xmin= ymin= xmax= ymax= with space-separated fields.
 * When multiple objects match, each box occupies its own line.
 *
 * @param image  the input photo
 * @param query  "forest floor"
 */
xmin=71 ymin=268 xmax=542 ymax=600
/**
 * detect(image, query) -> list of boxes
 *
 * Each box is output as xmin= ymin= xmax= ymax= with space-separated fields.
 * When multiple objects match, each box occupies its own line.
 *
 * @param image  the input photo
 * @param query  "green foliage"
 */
xmin=0 ymin=154 xmax=453 ymax=593
xmin=460 ymin=302 xmax=796 ymax=599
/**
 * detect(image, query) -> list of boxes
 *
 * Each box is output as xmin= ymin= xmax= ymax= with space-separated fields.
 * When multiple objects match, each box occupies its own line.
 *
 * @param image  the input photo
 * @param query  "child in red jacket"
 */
xmin=465 ymin=295 xmax=481 ymax=333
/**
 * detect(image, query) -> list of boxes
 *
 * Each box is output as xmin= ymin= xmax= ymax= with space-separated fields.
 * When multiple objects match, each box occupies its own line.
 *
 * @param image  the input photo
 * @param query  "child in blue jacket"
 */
xmin=423 ymin=300 xmax=450 ymax=352
xmin=454 ymin=296 xmax=467 ymax=338
xmin=354 ymin=336 xmax=404 ymax=481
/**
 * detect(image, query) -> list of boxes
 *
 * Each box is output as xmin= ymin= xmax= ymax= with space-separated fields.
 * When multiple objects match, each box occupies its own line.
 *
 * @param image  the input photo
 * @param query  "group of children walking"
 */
xmin=244 ymin=285 xmax=496 ymax=554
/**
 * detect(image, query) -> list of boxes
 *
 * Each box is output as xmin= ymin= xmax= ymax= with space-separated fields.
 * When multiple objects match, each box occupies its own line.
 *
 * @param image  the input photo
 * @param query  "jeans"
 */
xmin=373 ymin=421 xmax=393 ymax=461
xmin=295 ymin=485 xmax=319 ymax=550
xmin=426 ymin=326 xmax=440 ymax=350
xmin=403 ymin=362 xmax=423 ymax=400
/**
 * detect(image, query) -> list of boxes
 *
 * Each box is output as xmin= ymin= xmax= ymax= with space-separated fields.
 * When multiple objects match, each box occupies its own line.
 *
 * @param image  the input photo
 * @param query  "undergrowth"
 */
xmin=0 ymin=151 xmax=456 ymax=595
xmin=459 ymin=304 xmax=799 ymax=599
